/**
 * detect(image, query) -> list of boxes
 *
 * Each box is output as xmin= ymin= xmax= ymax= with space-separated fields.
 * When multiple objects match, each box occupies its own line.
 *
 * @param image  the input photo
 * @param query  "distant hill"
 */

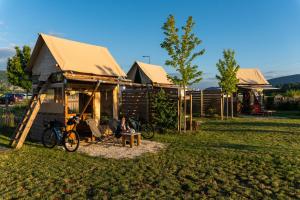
xmin=268 ymin=74 xmax=300 ymax=86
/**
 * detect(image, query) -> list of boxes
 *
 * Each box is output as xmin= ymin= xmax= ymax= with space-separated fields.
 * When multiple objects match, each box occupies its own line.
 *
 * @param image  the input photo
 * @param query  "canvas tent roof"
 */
xmin=29 ymin=33 xmax=126 ymax=77
xmin=236 ymin=68 xmax=269 ymax=85
xmin=127 ymin=61 xmax=172 ymax=85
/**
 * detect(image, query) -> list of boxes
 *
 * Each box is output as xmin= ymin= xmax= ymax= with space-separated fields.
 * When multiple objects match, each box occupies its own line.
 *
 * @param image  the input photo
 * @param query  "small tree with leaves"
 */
xmin=7 ymin=46 xmax=32 ymax=95
xmin=216 ymin=49 xmax=240 ymax=119
xmin=152 ymin=89 xmax=177 ymax=130
xmin=161 ymin=15 xmax=205 ymax=132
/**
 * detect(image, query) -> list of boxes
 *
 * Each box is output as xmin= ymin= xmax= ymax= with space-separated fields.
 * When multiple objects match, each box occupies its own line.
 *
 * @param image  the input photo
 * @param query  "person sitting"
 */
xmin=115 ymin=116 xmax=130 ymax=138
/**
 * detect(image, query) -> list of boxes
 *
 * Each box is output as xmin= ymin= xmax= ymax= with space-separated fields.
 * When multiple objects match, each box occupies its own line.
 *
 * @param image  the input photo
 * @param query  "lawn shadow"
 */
xmin=203 ymin=127 xmax=299 ymax=135
xmin=207 ymin=121 xmax=300 ymax=128
xmin=207 ymin=143 xmax=264 ymax=152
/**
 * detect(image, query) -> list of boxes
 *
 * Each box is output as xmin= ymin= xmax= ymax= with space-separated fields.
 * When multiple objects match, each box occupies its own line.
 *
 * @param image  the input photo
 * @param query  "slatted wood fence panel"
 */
xmin=121 ymin=86 xmax=178 ymax=122
xmin=187 ymin=90 xmax=237 ymax=117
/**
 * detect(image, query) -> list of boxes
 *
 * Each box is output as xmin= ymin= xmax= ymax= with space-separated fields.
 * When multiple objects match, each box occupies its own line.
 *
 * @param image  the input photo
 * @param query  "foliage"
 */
xmin=6 ymin=46 xmax=32 ymax=92
xmin=151 ymin=89 xmax=177 ymax=129
xmin=0 ymin=82 xmax=9 ymax=93
xmin=160 ymin=15 xmax=205 ymax=131
xmin=0 ymin=116 xmax=300 ymax=199
xmin=216 ymin=49 xmax=240 ymax=95
xmin=285 ymin=89 xmax=300 ymax=98
xmin=0 ymin=112 xmax=15 ymax=127
xmin=160 ymin=15 xmax=205 ymax=87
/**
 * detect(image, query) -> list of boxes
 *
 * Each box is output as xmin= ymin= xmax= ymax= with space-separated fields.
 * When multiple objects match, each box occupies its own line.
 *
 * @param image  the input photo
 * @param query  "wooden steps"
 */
xmin=10 ymin=82 xmax=49 ymax=149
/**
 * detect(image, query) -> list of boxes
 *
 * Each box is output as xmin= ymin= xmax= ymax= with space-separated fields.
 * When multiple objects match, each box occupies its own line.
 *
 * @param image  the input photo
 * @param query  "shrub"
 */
xmin=151 ymin=89 xmax=177 ymax=130
xmin=285 ymin=89 xmax=300 ymax=98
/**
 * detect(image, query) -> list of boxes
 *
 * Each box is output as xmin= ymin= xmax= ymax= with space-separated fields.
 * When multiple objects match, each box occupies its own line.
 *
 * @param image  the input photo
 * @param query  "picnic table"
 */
xmin=121 ymin=132 xmax=141 ymax=148
xmin=262 ymin=110 xmax=276 ymax=117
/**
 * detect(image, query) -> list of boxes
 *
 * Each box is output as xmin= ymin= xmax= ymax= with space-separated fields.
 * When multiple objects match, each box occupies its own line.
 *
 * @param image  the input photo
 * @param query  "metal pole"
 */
xmin=142 ymin=56 xmax=151 ymax=64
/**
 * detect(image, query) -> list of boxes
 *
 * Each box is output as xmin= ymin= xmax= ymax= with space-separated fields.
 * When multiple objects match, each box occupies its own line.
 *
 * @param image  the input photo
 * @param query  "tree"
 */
xmin=152 ymin=89 xmax=177 ymax=130
xmin=7 ymin=46 xmax=32 ymax=94
xmin=216 ymin=49 xmax=240 ymax=119
xmin=161 ymin=15 xmax=205 ymax=132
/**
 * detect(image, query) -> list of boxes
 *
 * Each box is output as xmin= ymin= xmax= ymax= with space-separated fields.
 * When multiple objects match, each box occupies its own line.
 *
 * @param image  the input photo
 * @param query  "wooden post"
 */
xmin=93 ymin=92 xmax=101 ymax=124
xmin=221 ymin=93 xmax=224 ymax=120
xmin=112 ymin=85 xmax=119 ymax=120
xmin=226 ymin=94 xmax=229 ymax=119
xmin=231 ymin=94 xmax=234 ymax=118
xmin=64 ymin=91 xmax=68 ymax=125
xmin=200 ymin=90 xmax=204 ymax=117
xmin=190 ymin=94 xmax=192 ymax=131
xmin=177 ymin=88 xmax=181 ymax=132
xmin=183 ymin=88 xmax=186 ymax=132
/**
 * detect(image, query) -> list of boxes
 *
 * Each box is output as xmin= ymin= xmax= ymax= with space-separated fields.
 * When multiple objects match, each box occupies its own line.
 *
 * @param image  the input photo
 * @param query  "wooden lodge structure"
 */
xmin=24 ymin=33 xmax=132 ymax=141
xmin=127 ymin=61 xmax=173 ymax=86
xmin=187 ymin=68 xmax=276 ymax=117
xmin=236 ymin=68 xmax=276 ymax=114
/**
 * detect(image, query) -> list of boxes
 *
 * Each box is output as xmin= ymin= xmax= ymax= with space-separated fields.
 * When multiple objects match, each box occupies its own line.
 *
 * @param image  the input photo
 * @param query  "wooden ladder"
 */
xmin=10 ymin=82 xmax=49 ymax=149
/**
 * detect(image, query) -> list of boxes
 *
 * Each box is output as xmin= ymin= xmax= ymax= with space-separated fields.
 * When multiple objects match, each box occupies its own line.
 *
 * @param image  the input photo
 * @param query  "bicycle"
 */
xmin=42 ymin=116 xmax=80 ymax=152
xmin=128 ymin=117 xmax=155 ymax=139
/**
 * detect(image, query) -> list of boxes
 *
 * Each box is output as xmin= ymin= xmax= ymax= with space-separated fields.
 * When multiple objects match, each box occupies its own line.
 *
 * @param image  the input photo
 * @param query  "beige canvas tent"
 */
xmin=237 ymin=68 xmax=270 ymax=87
xmin=236 ymin=68 xmax=275 ymax=114
xmin=127 ymin=61 xmax=173 ymax=86
xmin=26 ymin=33 xmax=130 ymax=141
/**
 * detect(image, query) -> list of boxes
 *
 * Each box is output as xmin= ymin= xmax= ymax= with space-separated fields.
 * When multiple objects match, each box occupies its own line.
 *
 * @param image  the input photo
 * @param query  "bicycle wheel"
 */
xmin=63 ymin=130 xmax=80 ymax=152
xmin=141 ymin=124 xmax=155 ymax=139
xmin=42 ymin=128 xmax=57 ymax=148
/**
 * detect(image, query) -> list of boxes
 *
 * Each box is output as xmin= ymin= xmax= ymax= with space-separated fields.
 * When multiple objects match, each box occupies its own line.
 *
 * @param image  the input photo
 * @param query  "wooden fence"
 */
xmin=120 ymin=86 xmax=179 ymax=121
xmin=186 ymin=90 xmax=237 ymax=117
xmin=121 ymin=87 xmax=237 ymax=122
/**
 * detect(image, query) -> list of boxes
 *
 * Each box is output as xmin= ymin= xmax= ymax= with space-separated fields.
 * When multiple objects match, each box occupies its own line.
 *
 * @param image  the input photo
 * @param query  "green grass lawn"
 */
xmin=0 ymin=117 xmax=300 ymax=199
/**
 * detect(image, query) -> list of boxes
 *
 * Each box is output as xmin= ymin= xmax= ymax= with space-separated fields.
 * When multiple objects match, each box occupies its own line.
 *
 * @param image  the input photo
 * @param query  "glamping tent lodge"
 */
xmin=127 ymin=61 xmax=173 ymax=86
xmin=236 ymin=68 xmax=276 ymax=114
xmin=12 ymin=33 xmax=132 ymax=146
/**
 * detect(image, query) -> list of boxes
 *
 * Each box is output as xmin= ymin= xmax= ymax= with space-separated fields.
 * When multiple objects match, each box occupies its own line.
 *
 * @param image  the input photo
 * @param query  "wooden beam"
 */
xmin=15 ymin=94 xmax=46 ymax=149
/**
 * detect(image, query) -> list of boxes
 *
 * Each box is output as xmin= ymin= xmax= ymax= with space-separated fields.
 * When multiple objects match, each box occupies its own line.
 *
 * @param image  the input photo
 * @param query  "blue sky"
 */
xmin=0 ymin=0 xmax=300 ymax=88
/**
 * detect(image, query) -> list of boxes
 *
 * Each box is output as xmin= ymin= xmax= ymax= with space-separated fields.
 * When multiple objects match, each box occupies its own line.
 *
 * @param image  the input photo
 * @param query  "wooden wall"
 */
xmin=30 ymin=112 xmax=65 ymax=141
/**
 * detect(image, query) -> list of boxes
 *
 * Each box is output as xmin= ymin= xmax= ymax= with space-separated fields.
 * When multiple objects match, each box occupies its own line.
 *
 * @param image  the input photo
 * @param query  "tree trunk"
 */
xmin=183 ymin=86 xmax=186 ymax=132
xmin=226 ymin=93 xmax=229 ymax=119
xmin=221 ymin=93 xmax=224 ymax=120
xmin=178 ymin=87 xmax=182 ymax=133
xmin=231 ymin=94 xmax=234 ymax=118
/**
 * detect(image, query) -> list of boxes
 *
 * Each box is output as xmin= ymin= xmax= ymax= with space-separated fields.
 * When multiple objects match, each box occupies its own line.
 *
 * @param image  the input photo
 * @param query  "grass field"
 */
xmin=0 ymin=115 xmax=300 ymax=199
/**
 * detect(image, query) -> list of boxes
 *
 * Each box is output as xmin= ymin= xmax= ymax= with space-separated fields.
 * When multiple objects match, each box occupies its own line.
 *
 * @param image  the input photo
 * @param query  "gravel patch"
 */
xmin=78 ymin=140 xmax=166 ymax=159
